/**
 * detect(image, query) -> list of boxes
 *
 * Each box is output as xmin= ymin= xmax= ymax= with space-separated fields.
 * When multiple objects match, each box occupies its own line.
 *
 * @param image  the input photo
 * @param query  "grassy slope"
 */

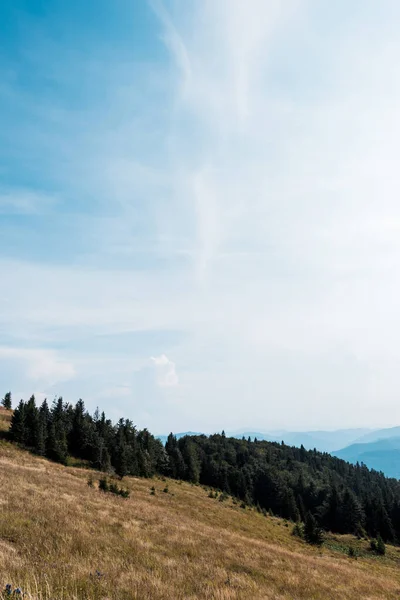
xmin=1 ymin=410 xmax=400 ymax=599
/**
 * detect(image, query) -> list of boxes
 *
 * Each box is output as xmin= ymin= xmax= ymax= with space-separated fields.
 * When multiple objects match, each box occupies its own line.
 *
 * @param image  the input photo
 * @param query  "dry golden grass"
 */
xmin=1 ymin=410 xmax=400 ymax=598
xmin=0 ymin=408 xmax=12 ymax=433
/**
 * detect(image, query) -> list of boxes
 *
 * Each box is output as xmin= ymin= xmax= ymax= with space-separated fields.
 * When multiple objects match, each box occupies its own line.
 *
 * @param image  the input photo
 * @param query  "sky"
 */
xmin=2 ymin=1 xmax=400 ymax=434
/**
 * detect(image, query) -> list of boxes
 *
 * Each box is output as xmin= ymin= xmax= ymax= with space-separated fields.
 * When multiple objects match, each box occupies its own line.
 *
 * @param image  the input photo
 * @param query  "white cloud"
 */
xmin=0 ymin=347 xmax=75 ymax=387
xmin=4 ymin=1 xmax=400 ymax=431
xmin=151 ymin=354 xmax=179 ymax=387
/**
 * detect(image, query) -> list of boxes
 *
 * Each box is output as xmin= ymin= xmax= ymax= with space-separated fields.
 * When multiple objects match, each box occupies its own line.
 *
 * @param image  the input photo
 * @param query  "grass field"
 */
xmin=1 ymin=408 xmax=400 ymax=599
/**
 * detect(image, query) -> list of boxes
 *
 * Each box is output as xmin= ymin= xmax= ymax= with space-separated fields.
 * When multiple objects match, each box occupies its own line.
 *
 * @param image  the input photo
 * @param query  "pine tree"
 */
xmin=340 ymin=489 xmax=364 ymax=534
xmin=304 ymin=512 xmax=324 ymax=545
xmin=321 ymin=486 xmax=341 ymax=532
xmin=376 ymin=534 xmax=386 ymax=555
xmin=24 ymin=395 xmax=40 ymax=450
xmin=1 ymin=392 xmax=12 ymax=410
xmin=10 ymin=400 xmax=26 ymax=444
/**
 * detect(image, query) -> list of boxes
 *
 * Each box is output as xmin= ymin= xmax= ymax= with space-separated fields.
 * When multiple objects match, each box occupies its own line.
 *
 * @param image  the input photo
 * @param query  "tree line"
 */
xmin=6 ymin=393 xmax=400 ymax=544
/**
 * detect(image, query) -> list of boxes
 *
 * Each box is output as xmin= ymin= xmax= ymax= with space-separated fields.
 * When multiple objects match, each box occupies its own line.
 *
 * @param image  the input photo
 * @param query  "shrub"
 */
xmin=163 ymin=486 xmax=169 ymax=493
xmin=370 ymin=537 xmax=385 ymax=555
xmin=150 ymin=486 xmax=156 ymax=496
xmin=98 ymin=478 xmax=109 ymax=492
xmin=98 ymin=478 xmax=129 ymax=498
xmin=292 ymin=522 xmax=304 ymax=539
xmin=348 ymin=546 xmax=357 ymax=558
xmin=376 ymin=535 xmax=386 ymax=555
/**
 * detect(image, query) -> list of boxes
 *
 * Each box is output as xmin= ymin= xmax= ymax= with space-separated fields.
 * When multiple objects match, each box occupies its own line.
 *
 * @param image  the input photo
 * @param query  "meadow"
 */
xmin=1 ymin=408 xmax=400 ymax=599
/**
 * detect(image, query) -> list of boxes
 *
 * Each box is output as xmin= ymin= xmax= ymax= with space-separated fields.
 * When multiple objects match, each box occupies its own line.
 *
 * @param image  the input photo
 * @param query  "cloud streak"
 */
xmin=2 ymin=0 xmax=400 ymax=431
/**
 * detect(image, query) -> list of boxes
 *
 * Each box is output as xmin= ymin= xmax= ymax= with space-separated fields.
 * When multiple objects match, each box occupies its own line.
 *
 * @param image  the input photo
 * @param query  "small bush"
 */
xmin=355 ymin=523 xmax=367 ymax=539
xmin=150 ymin=486 xmax=156 ymax=496
xmin=98 ymin=478 xmax=129 ymax=498
xmin=348 ymin=546 xmax=357 ymax=558
xmin=292 ymin=522 xmax=304 ymax=539
xmin=376 ymin=535 xmax=386 ymax=555
xmin=370 ymin=537 xmax=385 ymax=555
xmin=98 ymin=478 xmax=109 ymax=492
xmin=163 ymin=486 xmax=169 ymax=493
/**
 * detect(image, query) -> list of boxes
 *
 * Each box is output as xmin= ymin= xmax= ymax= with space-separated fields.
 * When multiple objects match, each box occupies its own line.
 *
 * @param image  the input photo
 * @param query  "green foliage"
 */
xmin=9 ymin=395 xmax=168 ymax=479
xmin=150 ymin=486 xmax=156 ymax=496
xmin=291 ymin=522 xmax=304 ymax=539
xmin=304 ymin=513 xmax=324 ymax=546
xmin=348 ymin=546 xmax=357 ymax=558
xmin=98 ymin=478 xmax=109 ymax=492
xmin=376 ymin=535 xmax=386 ymax=555
xmin=99 ymin=478 xmax=130 ymax=498
xmin=370 ymin=536 xmax=386 ymax=555
xmin=163 ymin=486 xmax=169 ymax=493
xmin=1 ymin=392 xmax=12 ymax=410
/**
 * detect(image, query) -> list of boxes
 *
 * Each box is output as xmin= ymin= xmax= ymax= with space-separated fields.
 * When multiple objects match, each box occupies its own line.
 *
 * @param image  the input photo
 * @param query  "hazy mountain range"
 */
xmin=157 ymin=426 xmax=400 ymax=479
xmin=332 ymin=427 xmax=400 ymax=479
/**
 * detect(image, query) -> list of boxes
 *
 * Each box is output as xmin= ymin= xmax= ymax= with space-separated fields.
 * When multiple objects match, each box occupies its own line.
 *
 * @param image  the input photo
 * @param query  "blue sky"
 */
xmin=2 ymin=0 xmax=400 ymax=433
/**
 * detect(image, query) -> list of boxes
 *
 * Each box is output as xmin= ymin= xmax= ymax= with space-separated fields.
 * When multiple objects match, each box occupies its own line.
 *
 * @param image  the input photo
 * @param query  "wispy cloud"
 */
xmin=2 ymin=0 xmax=400 ymax=431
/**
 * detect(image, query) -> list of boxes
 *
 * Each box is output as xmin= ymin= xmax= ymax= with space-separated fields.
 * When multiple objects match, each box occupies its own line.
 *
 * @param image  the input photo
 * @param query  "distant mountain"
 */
xmin=351 ymin=426 xmax=400 ymax=445
xmin=333 ymin=437 xmax=400 ymax=479
xmin=228 ymin=428 xmax=372 ymax=453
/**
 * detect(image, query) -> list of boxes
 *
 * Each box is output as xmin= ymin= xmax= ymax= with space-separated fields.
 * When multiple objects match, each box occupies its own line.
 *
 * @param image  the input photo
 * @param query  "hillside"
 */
xmin=2 ymin=410 xmax=400 ymax=598
xmin=7 ymin=396 xmax=400 ymax=544
xmin=2 ymin=441 xmax=400 ymax=598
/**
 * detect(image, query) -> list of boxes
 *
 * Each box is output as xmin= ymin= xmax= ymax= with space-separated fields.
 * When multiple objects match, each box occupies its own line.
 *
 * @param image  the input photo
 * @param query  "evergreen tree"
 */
xmin=304 ymin=512 xmax=324 ymax=545
xmin=1 ymin=392 xmax=12 ymax=410
xmin=10 ymin=400 xmax=26 ymax=444
xmin=340 ymin=489 xmax=364 ymax=534
xmin=376 ymin=534 xmax=386 ymax=555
